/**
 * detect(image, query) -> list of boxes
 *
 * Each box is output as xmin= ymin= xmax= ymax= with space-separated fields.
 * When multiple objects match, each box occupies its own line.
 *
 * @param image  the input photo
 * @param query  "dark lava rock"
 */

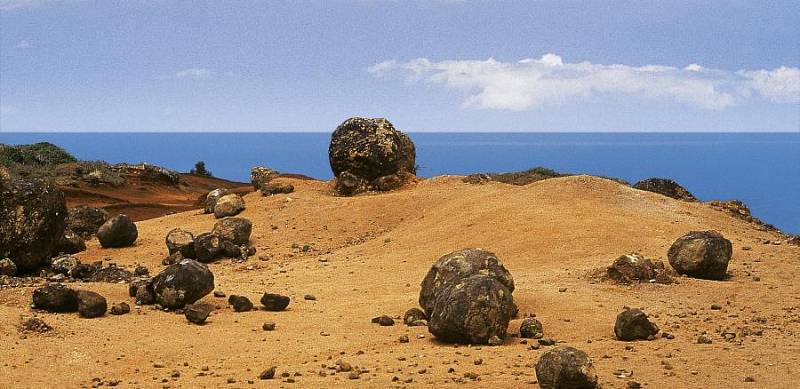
xmin=151 ymin=259 xmax=215 ymax=309
xmin=403 ymin=308 xmax=427 ymax=326
xmin=428 ymin=274 xmax=514 ymax=344
xmin=259 ymin=366 xmax=277 ymax=380
xmin=194 ymin=233 xmax=223 ymax=263
xmin=328 ymin=117 xmax=416 ymax=196
xmin=88 ymin=265 xmax=133 ymax=283
xmin=71 ymin=262 xmax=100 ymax=280
xmin=56 ymin=229 xmax=86 ymax=254
xmin=128 ymin=278 xmax=151 ymax=297
xmin=185 ymin=303 xmax=213 ymax=325
xmin=0 ymin=175 xmax=67 ymax=272
xmin=520 ymin=317 xmax=544 ymax=339
xmin=260 ymin=293 xmax=290 ymax=311
xmin=251 ymin=166 xmax=279 ymax=191
xmin=77 ymin=290 xmax=107 ymax=318
xmin=203 ymin=188 xmax=230 ymax=214
xmin=221 ymin=241 xmax=242 ymax=258
xmin=134 ymin=265 xmax=149 ymax=276
xmin=97 ymin=214 xmax=138 ymax=248
xmin=66 ymin=205 xmax=109 ymax=238
xmin=135 ymin=284 xmax=156 ymax=305
xmin=633 ymin=178 xmax=697 ymax=201
xmin=535 ymin=346 xmax=598 ymax=389
xmin=110 ymin=302 xmax=131 ymax=315
xmin=260 ymin=181 xmax=294 ymax=196
xmin=162 ymin=252 xmax=184 ymax=266
xmin=0 ymin=258 xmax=17 ymax=276
xmin=372 ymin=315 xmax=395 ymax=326
xmin=165 ymin=228 xmax=195 ymax=257
xmin=607 ymin=254 xmax=672 ymax=284
xmin=51 ymin=254 xmax=80 ymax=276
xmin=262 ymin=322 xmax=276 ymax=331
xmin=20 ymin=317 xmax=52 ymax=333
xmin=420 ymin=248 xmax=514 ymax=318
xmin=668 ymin=230 xmax=732 ymax=280
xmin=214 ymin=194 xmax=245 ymax=218
xmin=212 ymin=217 xmax=252 ymax=245
xmin=228 ymin=295 xmax=254 ymax=312
xmin=32 ymin=284 xmax=78 ymax=312
xmin=614 ymin=309 xmax=659 ymax=341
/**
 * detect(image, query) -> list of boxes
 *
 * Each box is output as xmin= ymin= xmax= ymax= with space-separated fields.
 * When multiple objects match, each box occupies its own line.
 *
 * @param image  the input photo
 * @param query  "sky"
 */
xmin=0 ymin=0 xmax=798 ymax=132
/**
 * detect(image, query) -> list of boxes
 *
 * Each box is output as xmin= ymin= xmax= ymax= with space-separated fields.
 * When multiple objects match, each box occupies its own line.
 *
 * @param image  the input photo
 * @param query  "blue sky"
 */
xmin=1 ymin=0 xmax=798 ymax=132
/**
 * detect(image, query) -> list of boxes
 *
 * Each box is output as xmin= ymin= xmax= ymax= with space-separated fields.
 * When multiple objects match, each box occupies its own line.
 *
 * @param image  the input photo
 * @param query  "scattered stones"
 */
xmin=372 ymin=315 xmax=395 ymax=326
xmin=668 ymin=231 xmax=733 ymax=280
xmin=214 ymin=194 xmax=245 ymax=218
xmin=606 ymin=254 xmax=672 ymax=284
xmin=403 ymin=308 xmax=427 ymax=326
xmin=228 ymin=295 xmax=254 ymax=312
xmin=259 ymin=367 xmax=277 ymax=380
xmin=66 ymin=205 xmax=109 ymax=238
xmin=77 ymin=290 xmax=107 ymax=318
xmin=0 ymin=258 xmax=18 ymax=276
xmin=212 ymin=217 xmax=252 ymax=245
xmin=185 ymin=303 xmax=213 ymax=325
xmin=262 ymin=322 xmax=276 ymax=331
xmin=20 ymin=317 xmax=52 ymax=333
xmin=261 ymin=293 xmax=290 ymax=311
xmin=56 ymin=229 xmax=86 ymax=254
xmin=97 ymin=214 xmax=138 ymax=248
xmin=614 ymin=309 xmax=659 ymax=341
xmin=165 ymin=228 xmax=195 ymax=257
xmin=328 ymin=117 xmax=416 ymax=196
xmin=633 ymin=178 xmax=697 ymax=201
xmin=32 ymin=284 xmax=78 ymax=312
xmin=88 ymin=265 xmax=133 ymax=283
xmin=251 ymin=166 xmax=279 ymax=191
xmin=520 ymin=317 xmax=544 ymax=339
xmin=194 ymin=233 xmax=223 ymax=263
xmin=110 ymin=302 xmax=131 ymax=315
xmin=535 ymin=346 xmax=598 ymax=389
xmin=261 ymin=181 xmax=294 ymax=196
xmin=150 ymin=259 xmax=215 ymax=309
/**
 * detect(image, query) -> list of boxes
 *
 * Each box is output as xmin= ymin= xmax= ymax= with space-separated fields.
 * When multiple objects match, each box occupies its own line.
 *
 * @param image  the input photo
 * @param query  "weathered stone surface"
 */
xmin=97 ymin=214 xmax=138 ymax=248
xmin=403 ymin=308 xmax=427 ymax=326
xmin=32 ymin=284 xmax=78 ymax=312
xmin=50 ymin=254 xmax=80 ymax=276
xmin=214 ymin=194 xmax=245 ymax=218
xmin=614 ymin=309 xmax=659 ymax=341
xmin=110 ymin=302 xmax=131 ymax=315
xmin=0 ymin=176 xmax=67 ymax=271
xmin=76 ymin=290 xmax=107 ymax=318
xmin=633 ymin=178 xmax=697 ymax=201
xmin=328 ymin=117 xmax=416 ymax=196
xmin=66 ymin=205 xmax=109 ymax=238
xmin=250 ymin=166 xmax=279 ymax=191
xmin=428 ymin=274 xmax=514 ymax=344
xmin=185 ymin=303 xmax=213 ymax=324
xmin=668 ymin=230 xmax=732 ymax=280
xmin=260 ymin=181 xmax=294 ymax=196
xmin=420 ymin=248 xmax=514 ymax=318
xmin=203 ymin=188 xmax=230 ymax=214
xmin=212 ymin=217 xmax=252 ymax=245
xmin=520 ymin=317 xmax=544 ymax=339
xmin=606 ymin=254 xmax=671 ymax=284
xmin=56 ymin=229 xmax=86 ymax=254
xmin=166 ymin=228 xmax=195 ymax=257
xmin=0 ymin=258 xmax=17 ymax=276
xmin=228 ymin=295 xmax=254 ymax=312
xmin=88 ymin=265 xmax=133 ymax=283
xmin=194 ymin=233 xmax=223 ymax=263
xmin=150 ymin=259 xmax=214 ymax=309
xmin=260 ymin=293 xmax=290 ymax=311
xmin=535 ymin=346 xmax=598 ymax=389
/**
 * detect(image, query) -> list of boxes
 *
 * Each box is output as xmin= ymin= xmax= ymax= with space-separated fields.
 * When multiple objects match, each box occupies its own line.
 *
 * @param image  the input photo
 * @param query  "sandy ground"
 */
xmin=1 ymin=175 xmax=798 ymax=388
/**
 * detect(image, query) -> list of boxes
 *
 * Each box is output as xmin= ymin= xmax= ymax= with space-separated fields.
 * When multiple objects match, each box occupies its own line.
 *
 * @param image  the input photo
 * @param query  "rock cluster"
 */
xmin=162 ymin=217 xmax=254 ymax=264
xmin=633 ymin=178 xmax=698 ymax=201
xmin=606 ymin=254 xmax=673 ymax=284
xmin=328 ymin=117 xmax=416 ymax=196
xmin=668 ymin=230 xmax=732 ymax=280
xmin=32 ymin=284 xmax=108 ymax=318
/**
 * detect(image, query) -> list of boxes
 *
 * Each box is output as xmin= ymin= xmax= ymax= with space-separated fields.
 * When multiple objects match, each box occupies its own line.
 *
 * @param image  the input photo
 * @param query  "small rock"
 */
xmin=0 ymin=258 xmax=17 ymax=276
xmin=260 ymin=293 xmax=290 ymax=311
xmin=398 ymin=335 xmax=409 ymax=343
xmin=488 ymin=336 xmax=503 ymax=346
xmin=97 ymin=214 xmax=138 ymax=248
xmin=520 ymin=317 xmax=544 ymax=339
xmin=228 ymin=295 xmax=254 ymax=312
xmin=304 ymin=294 xmax=316 ymax=301
xmin=372 ymin=315 xmax=395 ymax=326
xmin=20 ymin=317 xmax=52 ymax=333
xmin=262 ymin=322 xmax=276 ymax=331
xmin=110 ymin=302 xmax=131 ymax=315
xmin=32 ymin=284 xmax=78 ymax=312
xmin=710 ymin=304 xmax=723 ymax=310
xmin=213 ymin=291 xmax=226 ymax=298
xmin=614 ymin=309 xmax=660 ymax=341
xmin=185 ymin=303 xmax=213 ymax=325
xmin=403 ymin=308 xmax=427 ymax=326
xmin=535 ymin=346 xmax=598 ymax=389
xmin=697 ymin=334 xmax=713 ymax=344
xmin=259 ymin=367 xmax=276 ymax=380
xmin=214 ymin=194 xmax=245 ymax=218
xmin=76 ymin=290 xmax=107 ymax=318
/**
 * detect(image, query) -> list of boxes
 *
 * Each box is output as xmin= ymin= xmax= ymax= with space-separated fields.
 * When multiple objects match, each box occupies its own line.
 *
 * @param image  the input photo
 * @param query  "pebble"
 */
xmin=398 ymin=335 xmax=409 ymax=343
xmin=304 ymin=294 xmax=316 ymax=301
xmin=259 ymin=367 xmax=276 ymax=380
xmin=262 ymin=322 xmax=276 ymax=331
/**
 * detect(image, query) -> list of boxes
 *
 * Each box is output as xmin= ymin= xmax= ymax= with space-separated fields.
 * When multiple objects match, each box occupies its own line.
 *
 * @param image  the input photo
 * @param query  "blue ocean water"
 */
xmin=1 ymin=132 xmax=798 ymax=234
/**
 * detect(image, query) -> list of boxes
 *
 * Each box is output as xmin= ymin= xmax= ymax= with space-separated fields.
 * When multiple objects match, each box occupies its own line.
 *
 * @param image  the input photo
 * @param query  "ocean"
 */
xmin=1 ymin=132 xmax=798 ymax=234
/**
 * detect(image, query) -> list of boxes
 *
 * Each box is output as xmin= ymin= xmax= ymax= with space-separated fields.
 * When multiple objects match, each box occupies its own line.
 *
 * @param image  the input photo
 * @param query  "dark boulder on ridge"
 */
xmin=150 ymin=259 xmax=215 ymax=309
xmin=668 ymin=230 xmax=732 ymax=280
xmin=0 ymin=175 xmax=67 ymax=272
xmin=328 ymin=117 xmax=416 ymax=196
xmin=633 ymin=178 xmax=697 ymax=202
xmin=97 ymin=214 xmax=138 ymax=248
xmin=535 ymin=346 xmax=598 ymax=389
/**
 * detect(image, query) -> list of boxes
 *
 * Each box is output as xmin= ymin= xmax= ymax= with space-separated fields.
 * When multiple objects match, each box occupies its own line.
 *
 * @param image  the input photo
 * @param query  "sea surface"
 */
xmin=2 ymin=132 xmax=798 ymax=234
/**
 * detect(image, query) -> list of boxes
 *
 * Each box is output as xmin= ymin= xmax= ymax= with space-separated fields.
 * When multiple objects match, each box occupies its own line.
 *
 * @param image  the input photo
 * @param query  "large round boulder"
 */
xmin=535 ymin=346 xmax=598 ymax=389
xmin=203 ymin=188 xmax=230 ymax=214
xmin=614 ymin=308 xmax=659 ymax=341
xmin=212 ymin=217 xmax=252 ymax=245
xmin=420 ymin=248 xmax=514 ymax=318
xmin=97 ymin=214 xmax=138 ymax=248
xmin=427 ymin=274 xmax=514 ymax=344
xmin=328 ymin=117 xmax=416 ymax=195
xmin=166 ymin=228 xmax=195 ymax=257
xmin=150 ymin=259 xmax=215 ymax=309
xmin=214 ymin=194 xmax=245 ymax=218
xmin=633 ymin=178 xmax=697 ymax=202
xmin=66 ymin=205 xmax=109 ymax=238
xmin=0 ymin=175 xmax=67 ymax=271
xmin=667 ymin=230 xmax=732 ymax=280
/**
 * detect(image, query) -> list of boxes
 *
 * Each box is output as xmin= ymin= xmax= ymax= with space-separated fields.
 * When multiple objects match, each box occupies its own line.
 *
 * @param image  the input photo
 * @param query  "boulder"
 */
xmin=0 ymin=176 xmax=67 ymax=272
xmin=50 ymin=254 xmax=81 ymax=276
xmin=0 ymin=258 xmax=17 ymax=276
xmin=260 ymin=181 xmax=294 ymax=196
xmin=633 ymin=178 xmax=697 ymax=201
xmin=165 ymin=228 xmax=195 ymax=257
xmin=203 ymin=188 xmax=230 ymax=214
xmin=614 ymin=309 xmax=659 ymax=341
xmin=194 ymin=233 xmax=223 ymax=263
xmin=212 ymin=217 xmax=252 ymax=245
xmin=667 ymin=231 xmax=732 ymax=280
xmin=606 ymin=254 xmax=670 ymax=284
xmin=97 ymin=214 xmax=138 ymax=248
xmin=535 ymin=346 xmax=598 ymax=389
xmin=328 ymin=117 xmax=416 ymax=196
xmin=150 ymin=259 xmax=215 ymax=309
xmin=221 ymin=241 xmax=242 ymax=258
xmin=32 ymin=284 xmax=79 ymax=312
xmin=420 ymin=248 xmax=514 ymax=318
xmin=251 ymin=166 xmax=279 ymax=191
xmin=403 ymin=308 xmax=427 ymax=326
xmin=76 ymin=290 xmax=107 ymax=318
xmin=66 ymin=205 xmax=109 ymax=238
xmin=520 ymin=317 xmax=544 ymax=339
xmin=185 ymin=303 xmax=213 ymax=325
xmin=56 ymin=229 xmax=86 ymax=254
xmin=427 ymin=274 xmax=514 ymax=344
xmin=214 ymin=194 xmax=245 ymax=218
xmin=228 ymin=295 xmax=254 ymax=312
xmin=260 ymin=293 xmax=290 ymax=311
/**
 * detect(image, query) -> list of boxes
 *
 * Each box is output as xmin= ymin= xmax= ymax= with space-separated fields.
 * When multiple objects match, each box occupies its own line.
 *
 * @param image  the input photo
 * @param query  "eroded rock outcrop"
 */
xmin=633 ymin=178 xmax=697 ymax=201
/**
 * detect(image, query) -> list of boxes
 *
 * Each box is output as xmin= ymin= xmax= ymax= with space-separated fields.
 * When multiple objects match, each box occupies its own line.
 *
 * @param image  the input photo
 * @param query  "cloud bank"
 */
xmin=369 ymin=54 xmax=800 ymax=110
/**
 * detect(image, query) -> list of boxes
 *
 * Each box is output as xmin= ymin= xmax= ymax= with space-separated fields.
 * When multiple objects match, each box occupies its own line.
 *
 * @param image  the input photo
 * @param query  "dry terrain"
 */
xmin=1 ymin=175 xmax=798 ymax=388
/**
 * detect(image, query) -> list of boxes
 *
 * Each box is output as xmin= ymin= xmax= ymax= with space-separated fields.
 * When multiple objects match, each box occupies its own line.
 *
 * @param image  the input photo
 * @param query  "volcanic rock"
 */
xmin=32 ymin=284 xmax=78 ymax=312
xmin=668 ymin=230 xmax=732 ymax=280
xmin=520 ymin=317 xmax=544 ymax=339
xmin=194 ymin=233 xmax=223 ymax=263
xmin=110 ymin=302 xmax=131 ymax=315
xmin=212 ymin=217 xmax=252 ymax=245
xmin=185 ymin=303 xmax=213 ymax=324
xmin=56 ymin=229 xmax=86 ymax=254
xmin=251 ymin=166 xmax=279 ymax=191
xmin=607 ymin=254 xmax=672 ymax=284
xmin=203 ymin=188 xmax=230 ymax=214
xmin=66 ymin=205 xmax=108 ymax=238
xmin=614 ymin=309 xmax=659 ymax=341
xmin=372 ymin=315 xmax=395 ymax=326
xmin=403 ymin=308 xmax=427 ymax=326
xmin=77 ymin=290 xmax=107 ymax=318
xmin=535 ymin=346 xmax=598 ymax=389
xmin=261 ymin=293 xmax=290 ymax=311
xmin=228 ymin=295 xmax=254 ymax=312
xmin=0 ymin=258 xmax=17 ymax=276
xmin=214 ymin=194 xmax=245 ymax=218
xmin=165 ymin=228 xmax=195 ymax=257
xmin=260 ymin=181 xmax=294 ymax=196
xmin=97 ymin=214 xmax=138 ymax=248
xmin=150 ymin=259 xmax=215 ymax=309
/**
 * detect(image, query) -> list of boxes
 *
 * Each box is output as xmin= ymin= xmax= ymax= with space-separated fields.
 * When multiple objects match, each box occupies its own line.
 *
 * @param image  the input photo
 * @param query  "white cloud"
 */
xmin=369 ymin=54 xmax=800 ymax=110
xmin=175 ymin=68 xmax=213 ymax=80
